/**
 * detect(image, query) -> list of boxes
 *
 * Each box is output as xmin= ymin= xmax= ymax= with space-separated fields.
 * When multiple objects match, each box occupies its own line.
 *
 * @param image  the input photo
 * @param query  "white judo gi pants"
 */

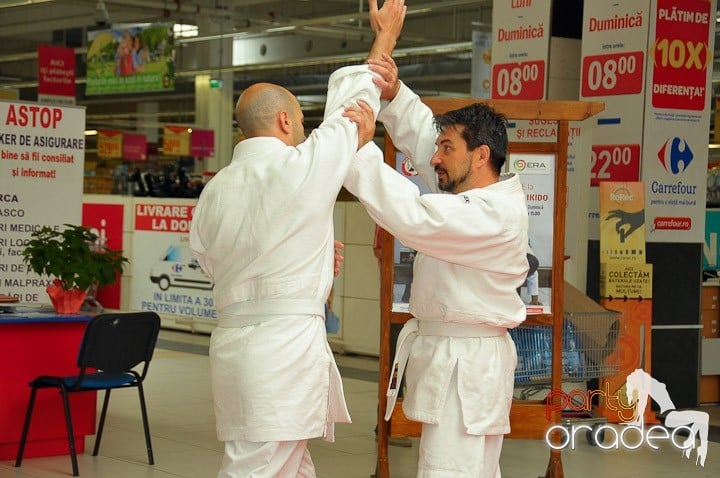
xmin=417 ymin=367 xmax=503 ymax=478
xmin=218 ymin=439 xmax=316 ymax=478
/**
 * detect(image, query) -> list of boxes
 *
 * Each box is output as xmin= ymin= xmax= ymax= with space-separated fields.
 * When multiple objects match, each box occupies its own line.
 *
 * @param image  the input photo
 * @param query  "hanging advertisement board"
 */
xmin=642 ymin=0 xmax=716 ymax=243
xmin=86 ymin=23 xmax=175 ymax=95
xmin=163 ymin=125 xmax=191 ymax=156
xmin=37 ymin=45 xmax=76 ymax=105
xmin=580 ymin=0 xmax=651 ymax=240
xmin=97 ymin=130 xmax=123 ymax=158
xmin=491 ymin=0 xmax=551 ymax=101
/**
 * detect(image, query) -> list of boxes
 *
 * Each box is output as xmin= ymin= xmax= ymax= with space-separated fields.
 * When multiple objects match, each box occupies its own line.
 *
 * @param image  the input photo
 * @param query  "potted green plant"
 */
xmin=22 ymin=224 xmax=129 ymax=314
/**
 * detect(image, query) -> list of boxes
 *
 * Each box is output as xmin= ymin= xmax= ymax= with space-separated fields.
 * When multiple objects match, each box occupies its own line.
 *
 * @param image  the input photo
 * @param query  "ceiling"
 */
xmin=0 ymin=1 xmax=716 ymax=145
xmin=0 ymin=0 xmax=494 ymax=134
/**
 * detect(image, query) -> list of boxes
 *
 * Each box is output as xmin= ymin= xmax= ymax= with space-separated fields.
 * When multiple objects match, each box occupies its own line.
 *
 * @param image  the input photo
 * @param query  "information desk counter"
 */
xmin=0 ymin=310 xmax=96 ymax=460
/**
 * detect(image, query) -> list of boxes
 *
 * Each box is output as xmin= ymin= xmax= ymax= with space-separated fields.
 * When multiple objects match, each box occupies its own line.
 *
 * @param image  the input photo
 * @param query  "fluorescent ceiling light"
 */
xmin=174 ymin=24 xmax=199 ymax=38
xmin=265 ymin=26 xmax=296 ymax=33
xmin=0 ymin=0 xmax=54 ymax=9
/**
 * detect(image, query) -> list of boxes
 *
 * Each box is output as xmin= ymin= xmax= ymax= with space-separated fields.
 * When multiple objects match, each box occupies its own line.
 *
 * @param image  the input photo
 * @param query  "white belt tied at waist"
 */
xmin=384 ymin=318 xmax=507 ymax=421
xmin=217 ymin=300 xmax=325 ymax=327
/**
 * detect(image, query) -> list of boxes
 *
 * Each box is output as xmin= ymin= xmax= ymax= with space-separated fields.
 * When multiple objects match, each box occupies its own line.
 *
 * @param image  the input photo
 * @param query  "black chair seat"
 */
xmin=31 ymin=371 xmax=138 ymax=390
xmin=15 ymin=312 xmax=161 ymax=477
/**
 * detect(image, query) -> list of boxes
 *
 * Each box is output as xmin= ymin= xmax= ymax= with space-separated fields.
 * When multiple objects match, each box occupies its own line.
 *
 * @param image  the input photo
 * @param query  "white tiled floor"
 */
xmin=2 ymin=329 xmax=719 ymax=478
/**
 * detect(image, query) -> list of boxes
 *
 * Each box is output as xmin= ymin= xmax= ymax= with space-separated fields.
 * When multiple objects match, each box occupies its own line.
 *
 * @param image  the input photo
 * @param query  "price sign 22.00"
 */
xmin=590 ymin=144 xmax=641 ymax=187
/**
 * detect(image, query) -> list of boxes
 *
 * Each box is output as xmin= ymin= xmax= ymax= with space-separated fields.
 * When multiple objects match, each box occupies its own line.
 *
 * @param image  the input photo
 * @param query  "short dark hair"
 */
xmin=433 ymin=103 xmax=508 ymax=175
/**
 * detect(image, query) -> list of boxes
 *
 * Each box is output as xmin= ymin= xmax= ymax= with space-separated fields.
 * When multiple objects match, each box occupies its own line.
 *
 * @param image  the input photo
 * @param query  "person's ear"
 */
xmin=278 ymin=110 xmax=292 ymax=134
xmin=474 ymin=144 xmax=491 ymax=167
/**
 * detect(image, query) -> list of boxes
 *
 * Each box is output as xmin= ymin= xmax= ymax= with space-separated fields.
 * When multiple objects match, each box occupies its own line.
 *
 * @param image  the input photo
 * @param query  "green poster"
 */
xmin=86 ymin=23 xmax=175 ymax=95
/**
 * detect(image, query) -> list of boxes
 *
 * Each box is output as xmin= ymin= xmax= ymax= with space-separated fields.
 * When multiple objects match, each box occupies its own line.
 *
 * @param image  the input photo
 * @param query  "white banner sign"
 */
xmin=581 ymin=0 xmax=651 ymax=240
xmin=129 ymin=198 xmax=216 ymax=321
xmin=509 ymin=153 xmax=555 ymax=314
xmin=0 ymin=100 xmax=85 ymax=302
xmin=491 ymin=0 xmax=552 ymax=101
xmin=642 ymin=0 xmax=716 ymax=243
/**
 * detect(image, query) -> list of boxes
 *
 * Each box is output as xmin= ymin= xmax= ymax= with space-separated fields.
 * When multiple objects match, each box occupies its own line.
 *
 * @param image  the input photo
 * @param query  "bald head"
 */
xmin=235 ymin=83 xmax=300 ymax=139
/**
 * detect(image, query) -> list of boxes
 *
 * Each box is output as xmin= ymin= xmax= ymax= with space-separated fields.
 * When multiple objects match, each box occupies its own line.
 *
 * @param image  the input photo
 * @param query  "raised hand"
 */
xmin=369 ymin=0 xmax=406 ymax=38
xmin=367 ymin=0 xmax=406 ymax=60
xmin=342 ymin=100 xmax=377 ymax=149
xmin=368 ymin=52 xmax=400 ymax=101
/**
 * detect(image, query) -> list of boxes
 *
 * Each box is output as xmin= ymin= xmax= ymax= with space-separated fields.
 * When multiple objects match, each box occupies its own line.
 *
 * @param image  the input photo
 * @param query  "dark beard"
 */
xmin=436 ymin=163 xmax=471 ymax=193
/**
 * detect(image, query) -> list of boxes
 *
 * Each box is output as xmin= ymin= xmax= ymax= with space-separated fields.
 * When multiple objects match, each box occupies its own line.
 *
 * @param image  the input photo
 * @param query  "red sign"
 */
xmin=582 ymin=52 xmax=644 ymax=97
xmin=492 ymin=60 xmax=545 ymax=100
xmin=653 ymin=216 xmax=692 ymax=230
xmin=590 ymin=144 xmax=641 ymax=187
xmin=82 ymin=203 xmax=125 ymax=309
xmin=37 ymin=45 xmax=76 ymax=100
xmin=651 ymin=0 xmax=712 ymax=110
xmin=123 ymin=132 xmax=147 ymax=161
xmin=135 ymin=203 xmax=194 ymax=233
xmin=190 ymin=129 xmax=214 ymax=158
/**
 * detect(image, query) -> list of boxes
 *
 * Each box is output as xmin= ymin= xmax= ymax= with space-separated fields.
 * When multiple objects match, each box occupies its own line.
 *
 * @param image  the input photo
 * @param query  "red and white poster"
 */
xmin=37 ymin=45 xmax=76 ymax=105
xmin=492 ymin=0 xmax=552 ymax=146
xmin=82 ymin=202 xmax=125 ymax=309
xmin=0 ymin=100 xmax=85 ymax=302
xmin=642 ymin=0 xmax=716 ymax=243
xmin=581 ymin=0 xmax=651 ymax=239
xmin=129 ymin=198 xmax=216 ymax=321
xmin=123 ymin=132 xmax=147 ymax=161
xmin=491 ymin=0 xmax=551 ymax=101
xmin=189 ymin=128 xmax=215 ymax=158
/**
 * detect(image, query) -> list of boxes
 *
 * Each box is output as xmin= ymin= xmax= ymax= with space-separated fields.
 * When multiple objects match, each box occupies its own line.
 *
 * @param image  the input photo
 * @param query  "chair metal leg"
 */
xmin=92 ymin=389 xmax=112 ymax=456
xmin=137 ymin=383 xmax=154 ymax=465
xmin=60 ymin=386 xmax=80 ymax=477
xmin=15 ymin=386 xmax=38 ymax=468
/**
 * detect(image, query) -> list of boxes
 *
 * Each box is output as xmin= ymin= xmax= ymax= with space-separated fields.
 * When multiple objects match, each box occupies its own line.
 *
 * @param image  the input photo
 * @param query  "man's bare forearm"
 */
xmin=366 ymin=0 xmax=406 ymax=61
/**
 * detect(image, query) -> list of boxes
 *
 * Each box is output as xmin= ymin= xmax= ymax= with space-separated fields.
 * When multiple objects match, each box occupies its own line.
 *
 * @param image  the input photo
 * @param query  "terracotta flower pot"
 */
xmin=46 ymin=279 xmax=87 ymax=314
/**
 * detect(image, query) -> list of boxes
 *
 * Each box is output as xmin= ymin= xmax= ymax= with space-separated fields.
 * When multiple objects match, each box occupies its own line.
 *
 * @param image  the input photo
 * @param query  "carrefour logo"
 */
xmin=171 ymin=263 xmax=184 ymax=273
xmin=657 ymin=137 xmax=693 ymax=175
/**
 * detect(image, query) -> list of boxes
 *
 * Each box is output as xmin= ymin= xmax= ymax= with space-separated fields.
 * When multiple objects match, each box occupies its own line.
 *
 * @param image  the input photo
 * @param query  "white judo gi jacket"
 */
xmin=189 ymin=65 xmax=380 ymax=443
xmin=343 ymin=83 xmax=528 ymax=436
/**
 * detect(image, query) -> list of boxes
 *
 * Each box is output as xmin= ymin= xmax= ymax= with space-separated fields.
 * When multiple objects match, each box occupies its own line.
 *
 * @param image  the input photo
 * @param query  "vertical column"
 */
xmin=194 ymin=13 xmax=234 ymax=174
xmin=137 ymin=101 xmax=159 ymax=145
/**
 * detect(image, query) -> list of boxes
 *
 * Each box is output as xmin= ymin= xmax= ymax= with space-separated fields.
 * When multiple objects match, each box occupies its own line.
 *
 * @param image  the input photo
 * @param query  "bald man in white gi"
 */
xmin=343 ymin=52 xmax=529 ymax=477
xmin=189 ymin=2 xmax=406 ymax=476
